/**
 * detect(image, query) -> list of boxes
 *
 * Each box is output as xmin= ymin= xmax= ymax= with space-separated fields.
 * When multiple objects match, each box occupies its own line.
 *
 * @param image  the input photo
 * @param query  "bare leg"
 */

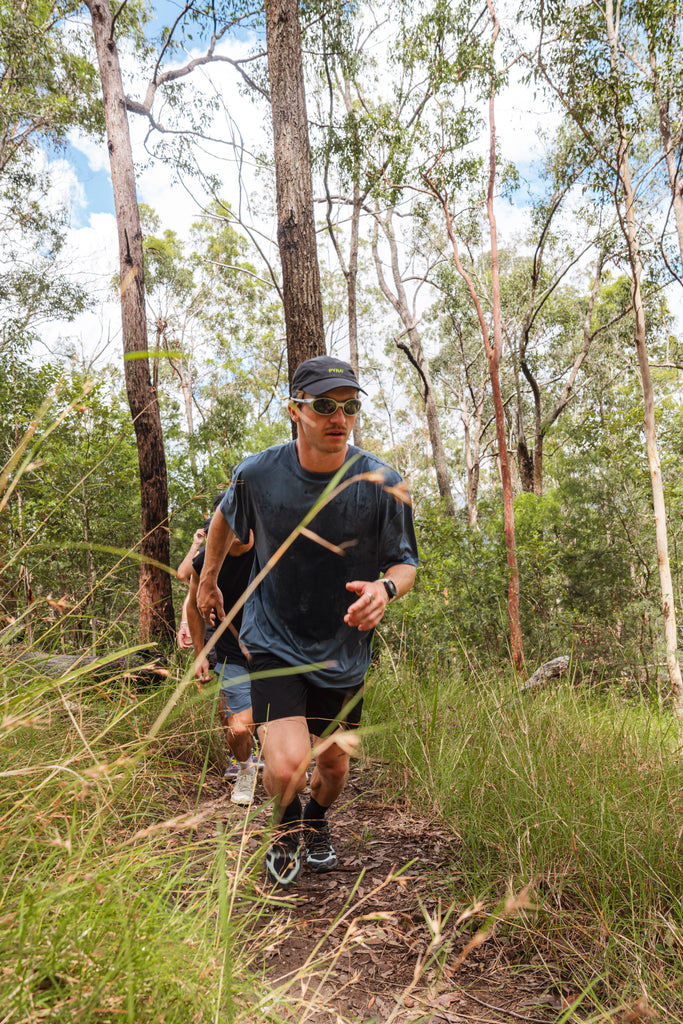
xmin=219 ymin=705 xmax=254 ymax=764
xmin=309 ymin=733 xmax=350 ymax=808
xmin=257 ymin=717 xmax=311 ymax=821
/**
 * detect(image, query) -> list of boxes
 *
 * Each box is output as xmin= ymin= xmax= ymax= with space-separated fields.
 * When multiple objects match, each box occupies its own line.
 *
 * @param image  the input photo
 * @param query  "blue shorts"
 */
xmin=214 ymin=662 xmax=252 ymax=716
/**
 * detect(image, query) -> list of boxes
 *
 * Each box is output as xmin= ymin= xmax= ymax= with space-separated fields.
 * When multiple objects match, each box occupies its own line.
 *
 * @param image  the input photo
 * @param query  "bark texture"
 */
xmin=427 ymin=1 xmax=525 ymax=672
xmin=371 ymin=211 xmax=455 ymax=514
xmin=264 ymin=0 xmax=325 ymax=392
xmin=605 ymin=0 xmax=683 ymax=715
xmin=86 ymin=0 xmax=175 ymax=645
xmin=484 ymin=64 xmax=524 ymax=673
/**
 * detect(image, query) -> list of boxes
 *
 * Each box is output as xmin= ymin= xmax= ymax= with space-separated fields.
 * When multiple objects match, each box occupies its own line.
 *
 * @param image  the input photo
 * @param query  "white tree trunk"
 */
xmin=606 ymin=0 xmax=683 ymax=716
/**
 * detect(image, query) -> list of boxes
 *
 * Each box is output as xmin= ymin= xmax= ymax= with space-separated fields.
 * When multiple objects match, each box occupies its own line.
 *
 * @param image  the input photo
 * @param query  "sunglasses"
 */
xmin=292 ymin=397 xmax=362 ymax=416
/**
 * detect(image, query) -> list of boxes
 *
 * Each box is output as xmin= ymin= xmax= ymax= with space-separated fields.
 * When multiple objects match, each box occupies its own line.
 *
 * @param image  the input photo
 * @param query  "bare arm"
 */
xmin=344 ymin=563 xmax=417 ymax=632
xmin=176 ymin=592 xmax=193 ymax=648
xmin=177 ymin=528 xmax=206 ymax=583
xmin=196 ymin=508 xmax=236 ymax=621
xmin=187 ymin=570 xmax=211 ymax=682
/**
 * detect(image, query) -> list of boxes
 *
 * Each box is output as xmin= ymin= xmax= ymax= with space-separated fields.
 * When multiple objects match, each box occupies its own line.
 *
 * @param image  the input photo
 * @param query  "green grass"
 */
xmin=364 ymin=656 xmax=683 ymax=1021
xmin=4 ymin=636 xmax=683 ymax=1022
xmin=0 ymin=652 xmax=330 ymax=1024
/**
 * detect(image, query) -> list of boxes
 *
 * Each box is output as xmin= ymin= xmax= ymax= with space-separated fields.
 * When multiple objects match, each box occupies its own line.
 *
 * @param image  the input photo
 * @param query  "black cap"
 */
xmin=291 ymin=355 xmax=366 ymax=396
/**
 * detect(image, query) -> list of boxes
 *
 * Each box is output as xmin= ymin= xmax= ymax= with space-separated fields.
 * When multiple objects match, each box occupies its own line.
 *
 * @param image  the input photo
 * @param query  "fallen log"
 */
xmin=8 ymin=647 xmax=168 ymax=684
xmin=519 ymin=655 xmax=571 ymax=694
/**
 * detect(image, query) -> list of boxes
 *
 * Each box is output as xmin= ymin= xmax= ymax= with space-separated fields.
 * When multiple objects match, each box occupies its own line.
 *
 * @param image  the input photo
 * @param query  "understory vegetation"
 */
xmin=366 ymin=659 xmax=683 ymax=1020
xmin=2 ymin=640 xmax=682 ymax=1022
xmin=4 ymin=0 xmax=683 ymax=1016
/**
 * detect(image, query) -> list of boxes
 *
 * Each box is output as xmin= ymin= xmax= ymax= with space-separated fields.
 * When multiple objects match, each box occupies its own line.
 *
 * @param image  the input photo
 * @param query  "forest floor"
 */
xmin=166 ymin=762 xmax=571 ymax=1023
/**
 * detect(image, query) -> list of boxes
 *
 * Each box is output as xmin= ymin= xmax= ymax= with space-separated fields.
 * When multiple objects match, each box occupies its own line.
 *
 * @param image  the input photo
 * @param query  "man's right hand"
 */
xmin=194 ymin=656 xmax=212 ymax=684
xmin=197 ymin=578 xmax=225 ymax=622
xmin=196 ymin=508 xmax=234 ymax=623
xmin=177 ymin=621 xmax=193 ymax=648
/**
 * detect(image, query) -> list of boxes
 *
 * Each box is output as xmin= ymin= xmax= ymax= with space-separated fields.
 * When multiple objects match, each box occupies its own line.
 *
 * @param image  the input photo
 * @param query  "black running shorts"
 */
xmin=249 ymin=653 xmax=363 ymax=737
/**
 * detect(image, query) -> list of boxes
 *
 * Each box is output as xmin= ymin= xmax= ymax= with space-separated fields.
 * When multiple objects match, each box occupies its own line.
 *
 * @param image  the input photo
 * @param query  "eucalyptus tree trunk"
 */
xmin=517 ymin=251 xmax=604 ymax=496
xmin=605 ymin=0 xmax=683 ymax=715
xmin=264 ymin=0 xmax=325 ymax=393
xmin=440 ymin=343 xmax=487 ymax=526
xmin=85 ymin=0 xmax=175 ymax=646
xmin=483 ymin=1 xmax=524 ymax=673
xmin=342 ymin=79 xmax=363 ymax=448
xmin=461 ymin=379 xmax=487 ymax=527
xmin=427 ymin=0 xmax=525 ymax=672
xmin=346 ymin=186 xmax=363 ymax=447
xmin=371 ymin=211 xmax=455 ymax=514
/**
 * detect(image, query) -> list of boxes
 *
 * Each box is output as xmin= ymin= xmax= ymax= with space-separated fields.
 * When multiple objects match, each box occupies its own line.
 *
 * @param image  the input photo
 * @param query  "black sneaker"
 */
xmin=303 ymin=818 xmax=337 ymax=873
xmin=265 ymin=829 xmax=302 ymax=887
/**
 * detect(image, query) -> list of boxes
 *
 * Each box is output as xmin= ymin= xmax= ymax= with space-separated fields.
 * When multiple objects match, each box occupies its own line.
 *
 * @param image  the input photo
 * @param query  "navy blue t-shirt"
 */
xmin=220 ymin=442 xmax=419 ymax=689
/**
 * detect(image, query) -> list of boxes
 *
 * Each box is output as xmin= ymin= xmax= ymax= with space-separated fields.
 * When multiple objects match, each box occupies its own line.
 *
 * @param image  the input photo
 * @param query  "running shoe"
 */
xmin=231 ymin=766 xmax=256 ymax=805
xmin=302 ymin=818 xmax=337 ymax=873
xmin=265 ymin=829 xmax=302 ymax=887
xmin=224 ymin=747 xmax=262 ymax=780
xmin=251 ymin=743 xmax=265 ymax=770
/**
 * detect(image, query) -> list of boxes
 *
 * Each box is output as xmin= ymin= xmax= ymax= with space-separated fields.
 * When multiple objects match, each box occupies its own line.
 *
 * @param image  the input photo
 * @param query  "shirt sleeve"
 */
xmin=220 ymin=471 xmax=252 ymax=544
xmin=378 ymin=478 xmax=419 ymax=572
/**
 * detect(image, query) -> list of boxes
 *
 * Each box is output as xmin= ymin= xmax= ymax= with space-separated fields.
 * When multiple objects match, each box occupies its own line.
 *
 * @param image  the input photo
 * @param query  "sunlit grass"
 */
xmin=0 ymin=652 xmax=359 ymax=1023
xmin=364 ymin=656 xmax=683 ymax=1020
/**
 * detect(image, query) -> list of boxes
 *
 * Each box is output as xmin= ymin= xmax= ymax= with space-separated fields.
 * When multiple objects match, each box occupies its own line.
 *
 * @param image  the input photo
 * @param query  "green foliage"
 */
xmin=397 ymin=499 xmax=509 ymax=666
xmin=0 ymin=0 xmax=103 ymax=353
xmin=0 ymin=358 xmax=142 ymax=640
xmin=398 ymin=397 xmax=679 ymax=683
xmin=135 ymin=202 xmax=289 ymax=574
xmin=0 ymin=0 xmax=103 ymax=167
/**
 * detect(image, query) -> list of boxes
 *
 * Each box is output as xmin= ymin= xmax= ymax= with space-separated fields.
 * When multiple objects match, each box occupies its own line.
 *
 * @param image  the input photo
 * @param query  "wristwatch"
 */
xmin=382 ymin=578 xmax=398 ymax=603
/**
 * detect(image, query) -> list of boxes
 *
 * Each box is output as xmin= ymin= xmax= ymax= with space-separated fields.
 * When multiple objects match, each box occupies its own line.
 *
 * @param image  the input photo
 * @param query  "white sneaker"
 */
xmin=231 ymin=767 xmax=256 ymax=805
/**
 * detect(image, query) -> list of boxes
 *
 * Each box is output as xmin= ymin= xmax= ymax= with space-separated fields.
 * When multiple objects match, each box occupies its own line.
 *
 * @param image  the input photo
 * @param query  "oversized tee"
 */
xmin=220 ymin=442 xmax=419 ymax=689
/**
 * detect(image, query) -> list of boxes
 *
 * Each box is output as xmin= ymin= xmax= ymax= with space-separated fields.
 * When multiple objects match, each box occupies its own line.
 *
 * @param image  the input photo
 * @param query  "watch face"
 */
xmin=383 ymin=579 xmax=397 ymax=600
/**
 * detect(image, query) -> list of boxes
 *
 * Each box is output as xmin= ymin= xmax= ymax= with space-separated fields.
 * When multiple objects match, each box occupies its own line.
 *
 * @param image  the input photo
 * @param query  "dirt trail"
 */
xmin=175 ymin=763 xmax=559 ymax=1023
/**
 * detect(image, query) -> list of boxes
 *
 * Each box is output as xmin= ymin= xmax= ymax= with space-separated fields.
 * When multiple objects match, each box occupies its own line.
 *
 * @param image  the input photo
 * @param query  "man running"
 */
xmin=197 ymin=355 xmax=418 ymax=885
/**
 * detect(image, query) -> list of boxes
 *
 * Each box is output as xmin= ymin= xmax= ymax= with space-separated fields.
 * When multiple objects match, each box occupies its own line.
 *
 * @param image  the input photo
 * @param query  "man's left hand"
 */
xmin=344 ymin=580 xmax=388 ymax=632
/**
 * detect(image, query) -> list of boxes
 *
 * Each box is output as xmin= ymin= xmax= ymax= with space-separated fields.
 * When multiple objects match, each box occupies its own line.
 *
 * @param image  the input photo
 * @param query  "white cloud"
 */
xmin=69 ymin=130 xmax=111 ymax=174
xmin=36 ymin=211 xmax=122 ymax=367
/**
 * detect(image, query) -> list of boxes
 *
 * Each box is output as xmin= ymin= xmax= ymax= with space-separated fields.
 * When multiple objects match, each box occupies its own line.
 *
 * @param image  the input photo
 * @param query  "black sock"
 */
xmin=279 ymin=794 xmax=302 ymax=828
xmin=303 ymin=796 xmax=328 ymax=821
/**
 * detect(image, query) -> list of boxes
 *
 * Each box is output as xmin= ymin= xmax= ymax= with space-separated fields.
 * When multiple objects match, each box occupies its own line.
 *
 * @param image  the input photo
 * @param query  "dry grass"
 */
xmin=364 ymin=657 xmax=683 ymax=1021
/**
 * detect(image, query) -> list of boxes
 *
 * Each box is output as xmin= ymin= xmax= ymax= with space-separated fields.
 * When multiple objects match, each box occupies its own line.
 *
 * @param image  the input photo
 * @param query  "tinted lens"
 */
xmin=310 ymin=397 xmax=361 ymax=415
xmin=311 ymin=397 xmax=338 ymax=415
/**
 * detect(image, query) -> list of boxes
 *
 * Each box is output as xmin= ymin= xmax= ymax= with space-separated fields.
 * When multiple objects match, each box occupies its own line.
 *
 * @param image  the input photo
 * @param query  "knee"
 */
xmin=226 ymin=717 xmax=252 ymax=742
xmin=316 ymin=754 xmax=349 ymax=787
xmin=265 ymin=749 xmax=309 ymax=793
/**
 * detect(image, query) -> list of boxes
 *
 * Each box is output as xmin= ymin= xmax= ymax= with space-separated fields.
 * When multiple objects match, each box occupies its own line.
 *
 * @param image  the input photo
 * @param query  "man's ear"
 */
xmin=288 ymin=401 xmax=300 ymax=422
